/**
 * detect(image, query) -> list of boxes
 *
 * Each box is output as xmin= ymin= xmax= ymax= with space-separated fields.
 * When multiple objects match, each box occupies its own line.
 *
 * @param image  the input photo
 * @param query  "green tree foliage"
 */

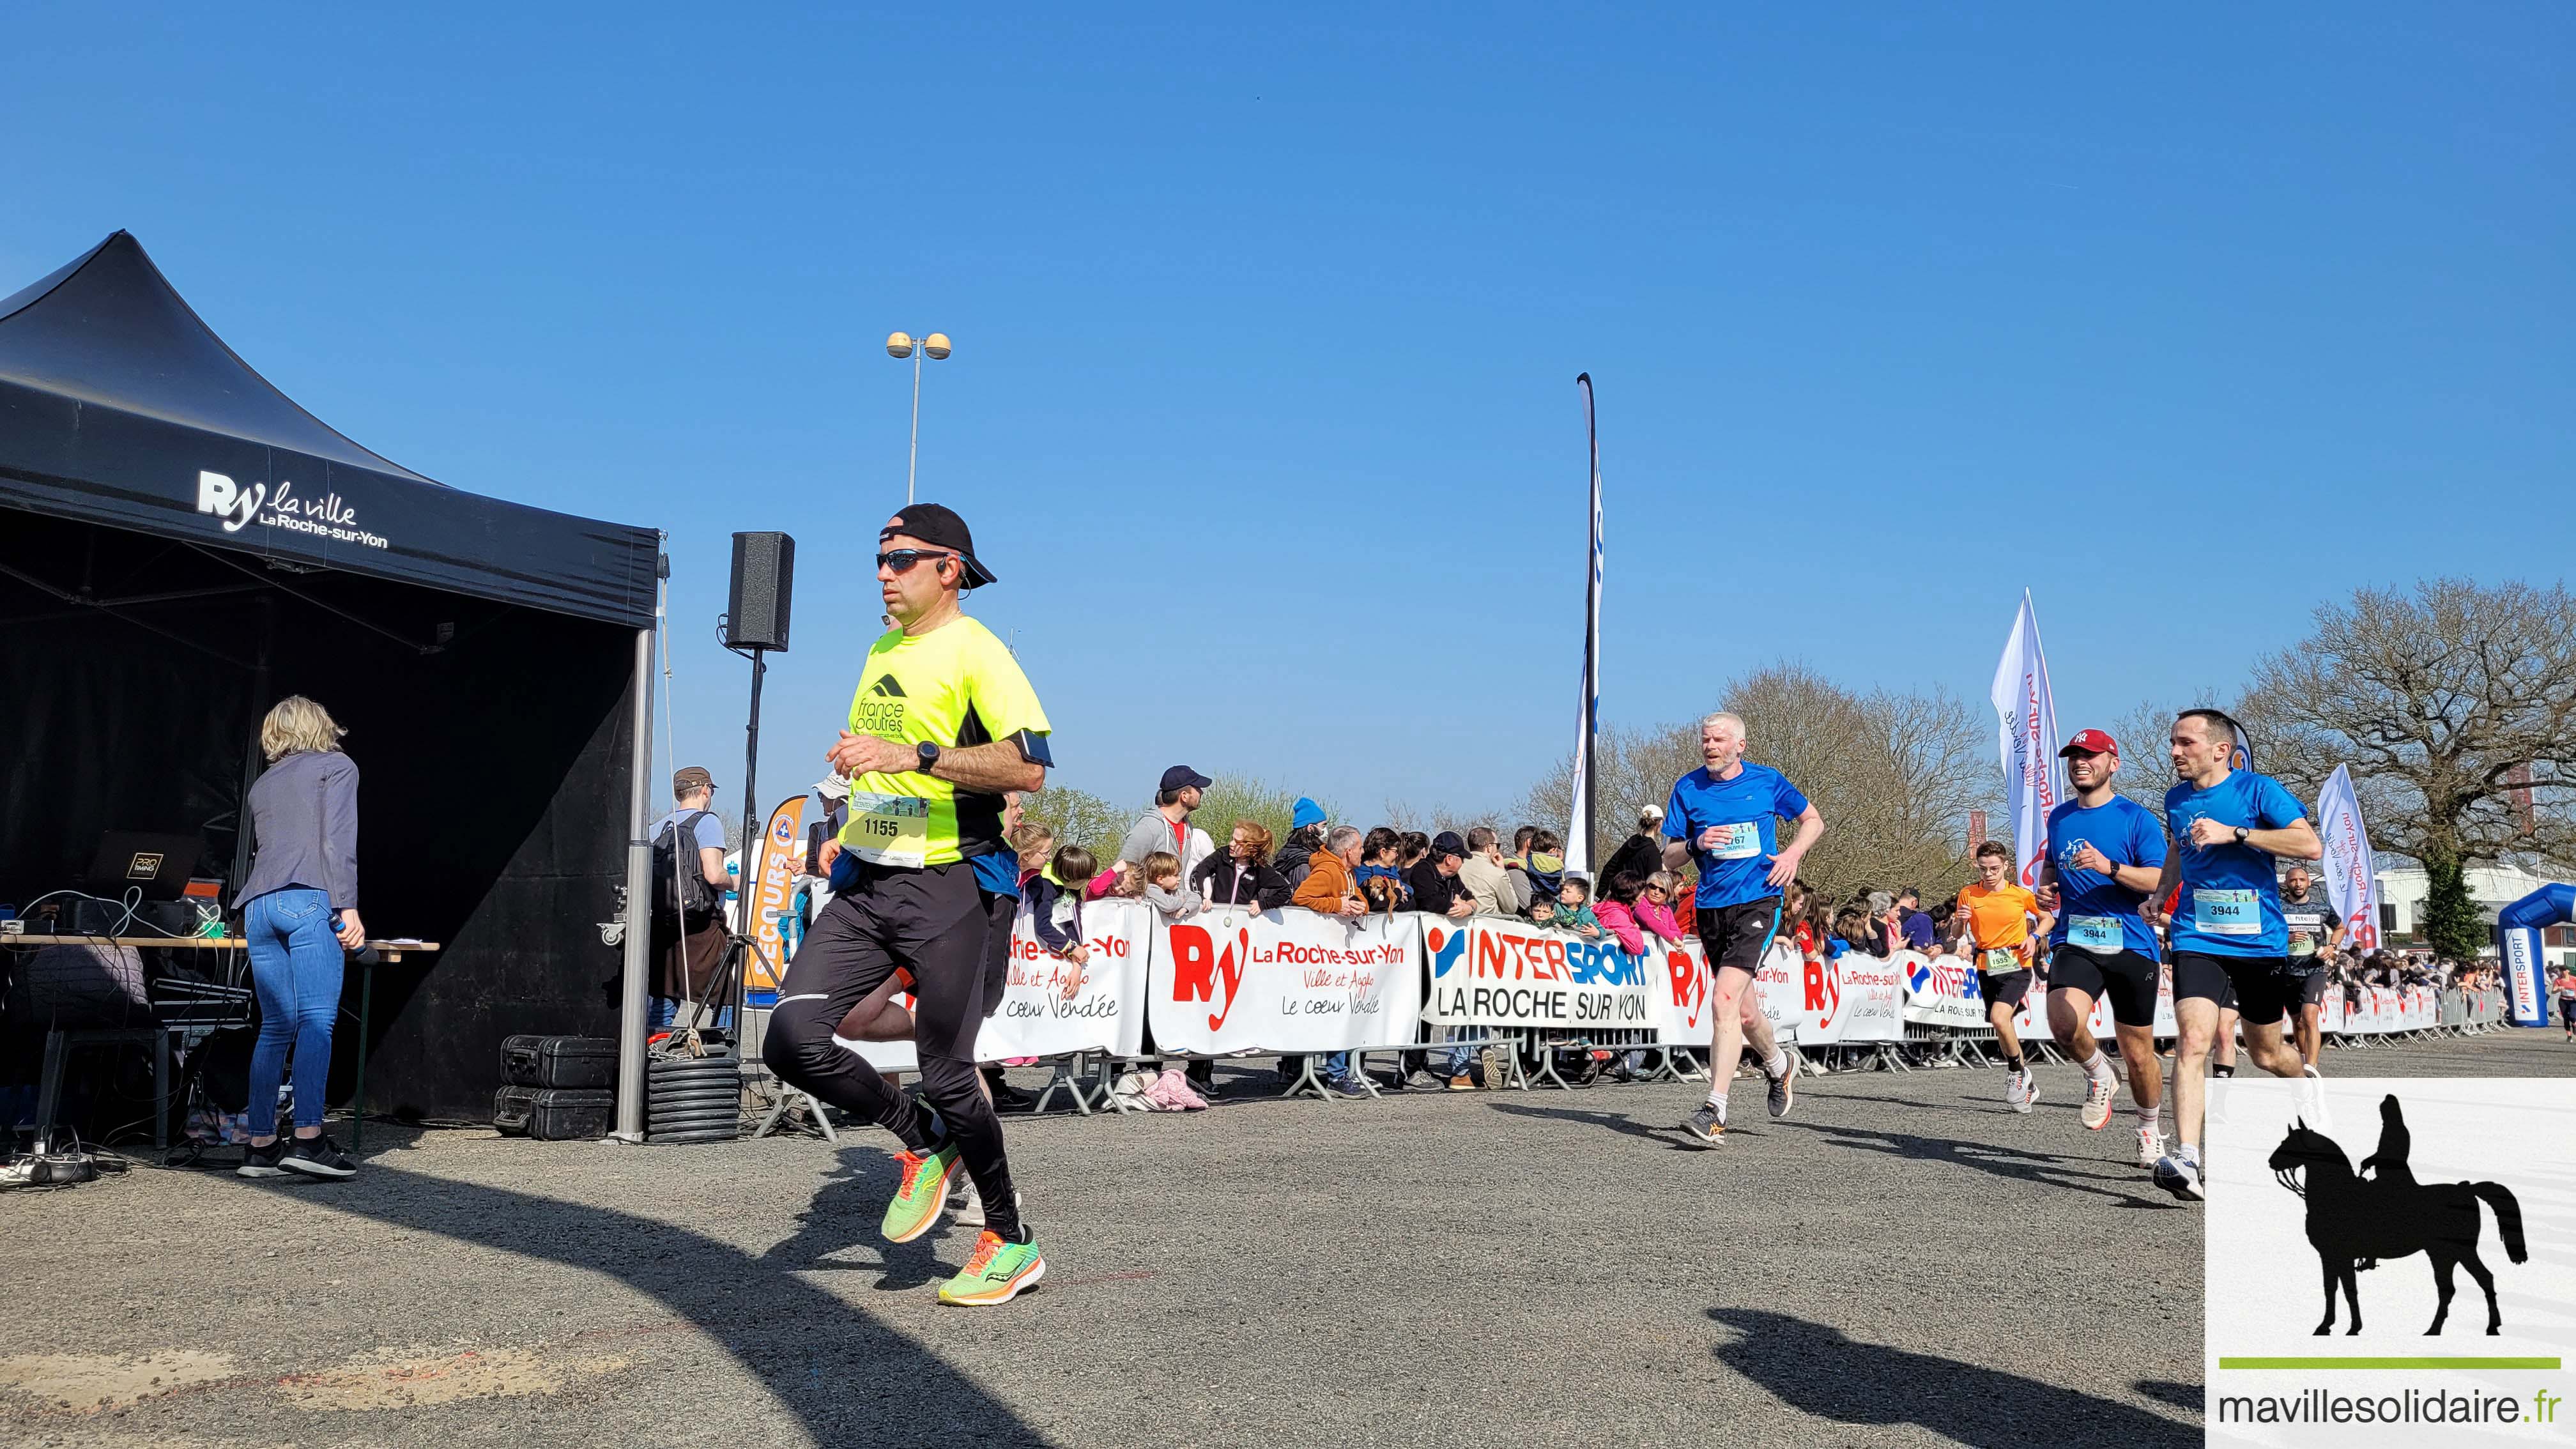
xmin=1192 ymin=778 xmax=1325 ymax=857
xmin=2418 ymin=844 xmax=2487 ymax=960
xmin=1021 ymin=777 xmax=1327 ymax=866
xmin=1017 ymin=783 xmax=1126 ymax=864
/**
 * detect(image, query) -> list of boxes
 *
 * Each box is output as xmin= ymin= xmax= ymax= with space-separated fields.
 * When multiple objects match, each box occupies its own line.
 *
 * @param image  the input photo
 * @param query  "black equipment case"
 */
xmin=500 ymin=1034 xmax=618 ymax=1089
xmin=490 ymin=1085 xmax=615 ymax=1140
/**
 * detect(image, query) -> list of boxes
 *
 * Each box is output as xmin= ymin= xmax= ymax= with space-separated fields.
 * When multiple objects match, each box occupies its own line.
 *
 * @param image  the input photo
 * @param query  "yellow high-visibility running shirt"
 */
xmin=837 ymin=615 xmax=1050 ymax=869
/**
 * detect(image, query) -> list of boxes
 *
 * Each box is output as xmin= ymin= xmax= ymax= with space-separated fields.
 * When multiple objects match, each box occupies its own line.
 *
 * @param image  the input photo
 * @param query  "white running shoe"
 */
xmin=2136 ymin=1126 xmax=2165 ymax=1168
xmin=2080 ymin=1073 xmax=2115 ymax=1130
xmin=2152 ymin=1152 xmax=2204 ymax=1202
xmin=951 ymin=1185 xmax=1023 ymax=1228
xmin=2301 ymin=1064 xmax=2322 ymax=1079
xmin=2005 ymin=1070 xmax=2036 ymax=1114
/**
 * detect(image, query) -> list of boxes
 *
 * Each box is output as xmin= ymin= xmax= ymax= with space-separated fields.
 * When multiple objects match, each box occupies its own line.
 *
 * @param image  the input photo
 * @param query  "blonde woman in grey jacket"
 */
xmin=233 ymin=696 xmax=364 ymax=1183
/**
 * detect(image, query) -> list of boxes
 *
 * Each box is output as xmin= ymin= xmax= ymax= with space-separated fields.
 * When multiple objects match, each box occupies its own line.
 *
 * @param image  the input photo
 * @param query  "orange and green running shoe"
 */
xmin=938 ymin=1230 xmax=1046 ymax=1306
xmin=882 ymin=1140 xmax=963 ymax=1243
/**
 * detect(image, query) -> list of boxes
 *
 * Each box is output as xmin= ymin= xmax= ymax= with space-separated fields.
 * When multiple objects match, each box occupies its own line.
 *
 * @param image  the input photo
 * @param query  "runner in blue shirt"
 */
xmin=2146 ymin=708 xmax=2322 ymax=1202
xmin=2038 ymin=728 xmax=2170 ymax=1169
xmin=1659 ymin=710 xmax=1825 ymax=1146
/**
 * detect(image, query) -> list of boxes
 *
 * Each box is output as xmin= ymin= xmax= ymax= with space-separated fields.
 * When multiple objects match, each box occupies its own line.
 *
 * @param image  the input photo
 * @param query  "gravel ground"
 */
xmin=7 ymin=1027 xmax=2569 ymax=1448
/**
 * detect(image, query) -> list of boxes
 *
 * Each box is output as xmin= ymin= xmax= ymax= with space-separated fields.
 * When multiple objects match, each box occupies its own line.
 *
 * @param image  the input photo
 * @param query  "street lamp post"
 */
xmin=884 ymin=330 xmax=952 ymax=504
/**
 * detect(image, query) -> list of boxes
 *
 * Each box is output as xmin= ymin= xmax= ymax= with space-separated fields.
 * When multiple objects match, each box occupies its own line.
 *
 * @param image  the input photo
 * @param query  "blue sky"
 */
xmin=8 ymin=6 xmax=2569 ymax=821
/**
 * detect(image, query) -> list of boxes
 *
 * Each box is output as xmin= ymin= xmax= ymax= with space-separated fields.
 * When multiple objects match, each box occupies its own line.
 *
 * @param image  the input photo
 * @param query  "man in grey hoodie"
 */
xmin=1116 ymin=764 xmax=1216 ymax=885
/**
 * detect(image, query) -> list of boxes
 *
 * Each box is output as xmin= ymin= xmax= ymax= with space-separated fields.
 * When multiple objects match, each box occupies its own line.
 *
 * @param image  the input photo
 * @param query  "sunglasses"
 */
xmin=877 ymin=548 xmax=958 ymax=574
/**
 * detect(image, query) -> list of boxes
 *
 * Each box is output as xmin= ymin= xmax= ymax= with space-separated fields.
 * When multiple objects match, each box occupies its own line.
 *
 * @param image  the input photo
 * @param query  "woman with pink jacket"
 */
xmin=1634 ymin=871 xmax=1689 ymax=946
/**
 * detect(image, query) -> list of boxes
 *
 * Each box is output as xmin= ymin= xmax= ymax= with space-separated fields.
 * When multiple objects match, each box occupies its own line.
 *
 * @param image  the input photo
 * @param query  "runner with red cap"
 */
xmin=2038 ymin=728 xmax=2170 ymax=1166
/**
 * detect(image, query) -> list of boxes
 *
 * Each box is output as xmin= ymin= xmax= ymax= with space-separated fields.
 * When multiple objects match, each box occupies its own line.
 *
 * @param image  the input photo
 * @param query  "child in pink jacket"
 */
xmin=1595 ymin=872 xmax=1651 ymax=954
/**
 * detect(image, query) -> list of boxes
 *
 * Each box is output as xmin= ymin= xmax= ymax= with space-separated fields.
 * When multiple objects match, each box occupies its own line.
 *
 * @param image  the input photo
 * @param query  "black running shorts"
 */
xmin=1696 ymin=898 xmax=1782 ymax=977
xmin=2297 ymin=967 xmax=2329 ymax=1009
xmin=2173 ymin=951 xmax=2297 ymax=1026
xmin=2045 ymin=946 xmax=2159 ymax=1028
xmin=1981 ymin=969 xmax=2032 ymax=1010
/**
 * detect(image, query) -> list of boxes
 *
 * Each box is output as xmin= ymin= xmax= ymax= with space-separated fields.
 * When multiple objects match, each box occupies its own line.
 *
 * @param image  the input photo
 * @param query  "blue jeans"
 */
xmin=1322 ymin=1052 xmax=1354 ymax=1080
xmin=649 ymin=996 xmax=733 ymax=1031
xmin=245 ymin=889 xmax=344 ymax=1137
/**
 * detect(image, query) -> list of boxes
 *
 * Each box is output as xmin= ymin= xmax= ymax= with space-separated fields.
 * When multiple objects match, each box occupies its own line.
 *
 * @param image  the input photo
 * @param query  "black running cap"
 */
xmin=881 ymin=503 xmax=997 ymax=587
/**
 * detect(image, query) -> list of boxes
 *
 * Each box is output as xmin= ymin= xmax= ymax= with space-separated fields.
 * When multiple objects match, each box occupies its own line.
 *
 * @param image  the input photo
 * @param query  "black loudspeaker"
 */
xmin=724 ymin=532 xmax=795 ymax=652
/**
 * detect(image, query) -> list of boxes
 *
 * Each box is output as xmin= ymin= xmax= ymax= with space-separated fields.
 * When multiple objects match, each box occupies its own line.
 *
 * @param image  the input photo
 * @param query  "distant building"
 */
xmin=2373 ymin=861 xmax=2573 ymax=966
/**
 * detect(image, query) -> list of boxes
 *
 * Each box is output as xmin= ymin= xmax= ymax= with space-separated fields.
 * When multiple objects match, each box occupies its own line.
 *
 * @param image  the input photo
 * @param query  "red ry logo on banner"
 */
xmin=1804 ymin=955 xmax=1841 ymax=1029
xmin=1168 ymin=922 xmax=1252 ymax=1031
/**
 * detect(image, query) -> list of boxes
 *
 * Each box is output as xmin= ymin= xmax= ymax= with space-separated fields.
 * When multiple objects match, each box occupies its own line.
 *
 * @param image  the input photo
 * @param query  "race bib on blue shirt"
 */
xmin=2193 ymin=888 xmax=2261 ymax=937
xmin=1706 ymin=822 xmax=1762 ymax=860
xmin=2069 ymin=914 xmax=2124 ymax=953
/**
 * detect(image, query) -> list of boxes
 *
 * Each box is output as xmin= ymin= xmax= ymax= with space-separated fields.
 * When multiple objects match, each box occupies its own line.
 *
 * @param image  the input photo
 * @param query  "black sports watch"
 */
xmin=2233 ymin=825 xmax=2249 ymax=846
xmin=915 ymin=740 xmax=941 ymax=773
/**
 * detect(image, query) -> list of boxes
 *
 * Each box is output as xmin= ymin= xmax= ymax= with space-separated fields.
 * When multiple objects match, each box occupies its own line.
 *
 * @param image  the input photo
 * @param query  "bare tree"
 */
xmin=1519 ymin=663 xmax=1995 ymax=905
xmin=2237 ymin=578 xmax=2576 ymax=875
xmin=2103 ymin=689 xmax=2235 ymax=814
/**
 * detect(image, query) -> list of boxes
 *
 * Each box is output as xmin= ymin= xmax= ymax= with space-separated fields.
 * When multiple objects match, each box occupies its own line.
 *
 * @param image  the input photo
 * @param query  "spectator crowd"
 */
xmin=728 ymin=757 xmax=2536 ymax=1112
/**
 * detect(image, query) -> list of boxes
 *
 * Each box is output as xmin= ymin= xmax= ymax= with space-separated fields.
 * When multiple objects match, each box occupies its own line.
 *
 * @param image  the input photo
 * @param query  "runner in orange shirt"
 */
xmin=1951 ymin=840 xmax=2055 ymax=1112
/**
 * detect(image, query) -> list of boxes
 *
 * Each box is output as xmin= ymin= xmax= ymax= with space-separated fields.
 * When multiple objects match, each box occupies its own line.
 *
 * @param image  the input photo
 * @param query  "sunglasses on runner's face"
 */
xmin=876 ymin=549 xmax=958 ymax=574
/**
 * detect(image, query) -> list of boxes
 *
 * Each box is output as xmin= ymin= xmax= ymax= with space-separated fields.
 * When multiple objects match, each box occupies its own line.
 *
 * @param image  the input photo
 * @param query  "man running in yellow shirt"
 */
xmin=1951 ymin=840 xmax=2055 ymax=1112
xmin=764 ymin=503 xmax=1054 ymax=1307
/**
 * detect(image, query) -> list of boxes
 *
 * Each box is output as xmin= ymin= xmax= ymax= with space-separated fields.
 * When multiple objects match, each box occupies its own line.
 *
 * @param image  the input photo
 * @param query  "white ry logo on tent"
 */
xmin=196 ymin=470 xmax=265 ymax=533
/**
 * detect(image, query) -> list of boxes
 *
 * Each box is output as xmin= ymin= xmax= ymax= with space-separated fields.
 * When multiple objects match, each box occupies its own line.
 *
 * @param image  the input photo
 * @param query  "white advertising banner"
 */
xmin=1989 ymin=591 xmax=2061 ymax=889
xmin=1650 ymin=937 xmax=1714 ymax=1045
xmin=834 ymin=896 xmax=1153 ymax=1071
xmin=2363 ymin=985 xmax=2394 ymax=1034
xmin=2013 ymin=975 xmax=2112 ymax=1046
xmin=1653 ymin=942 xmax=1906 ymax=1048
xmin=1147 ymin=907 xmax=1423 ymax=1055
xmin=1827 ymin=951 xmax=1909 ymax=1045
xmin=1898 ymin=949 xmax=1989 ymax=1029
xmin=1421 ymin=916 xmax=1657 ymax=1032
xmin=1752 ymin=942 xmax=1804 ymax=1044
xmin=2314 ymin=765 xmax=2380 ymax=953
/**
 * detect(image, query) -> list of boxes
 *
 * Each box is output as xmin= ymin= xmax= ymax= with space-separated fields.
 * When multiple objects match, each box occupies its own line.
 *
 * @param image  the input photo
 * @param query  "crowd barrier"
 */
xmin=763 ymin=904 xmax=2508 ymax=1113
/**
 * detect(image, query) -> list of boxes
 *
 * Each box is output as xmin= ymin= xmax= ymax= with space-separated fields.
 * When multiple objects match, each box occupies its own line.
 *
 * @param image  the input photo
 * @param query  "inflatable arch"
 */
xmin=2496 ymin=883 xmax=2575 ymax=1028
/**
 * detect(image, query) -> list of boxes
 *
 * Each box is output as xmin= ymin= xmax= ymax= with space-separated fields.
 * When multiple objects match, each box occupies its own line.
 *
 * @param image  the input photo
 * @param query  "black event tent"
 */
xmin=1 ymin=231 xmax=662 ymax=1121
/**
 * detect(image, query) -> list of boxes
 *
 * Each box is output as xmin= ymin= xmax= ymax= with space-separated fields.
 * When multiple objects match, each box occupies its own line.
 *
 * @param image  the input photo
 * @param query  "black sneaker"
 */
xmin=985 ymin=1076 xmax=1038 ymax=1112
xmin=236 ymin=1138 xmax=289 ymax=1179
xmin=281 ymin=1133 xmax=356 ymax=1180
xmin=1767 ymin=1061 xmax=1795 ymax=1120
xmin=1680 ymin=1103 xmax=1726 ymax=1146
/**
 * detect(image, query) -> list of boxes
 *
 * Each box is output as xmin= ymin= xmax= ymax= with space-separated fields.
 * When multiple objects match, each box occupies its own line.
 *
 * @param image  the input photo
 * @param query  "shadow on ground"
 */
xmin=308 ymin=1147 xmax=1046 ymax=1446
xmin=1486 ymin=1100 xmax=1705 ymax=1148
xmin=1709 ymin=1308 xmax=2197 ymax=1447
xmin=1782 ymin=1119 xmax=2177 ymax=1209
